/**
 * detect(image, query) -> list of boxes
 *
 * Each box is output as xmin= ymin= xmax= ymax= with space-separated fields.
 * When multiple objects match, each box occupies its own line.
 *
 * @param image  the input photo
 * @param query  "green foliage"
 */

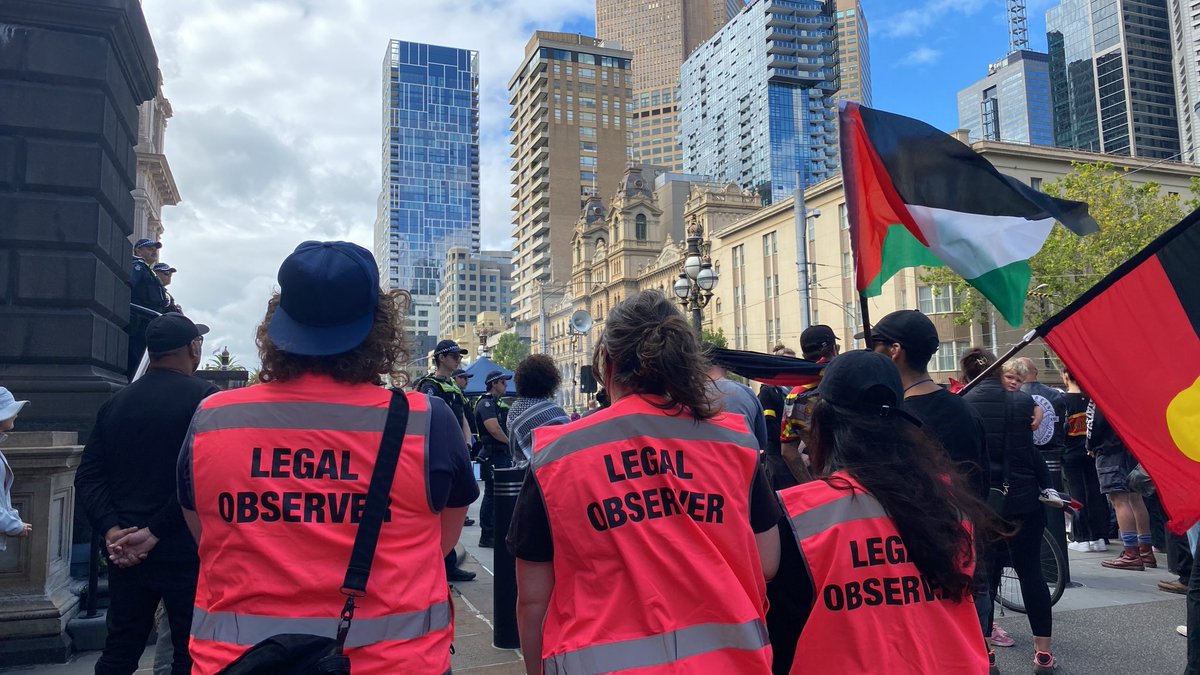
xmin=923 ymin=162 xmax=1188 ymax=326
xmin=204 ymin=346 xmax=246 ymax=371
xmin=701 ymin=328 xmax=728 ymax=349
xmin=491 ymin=332 xmax=529 ymax=371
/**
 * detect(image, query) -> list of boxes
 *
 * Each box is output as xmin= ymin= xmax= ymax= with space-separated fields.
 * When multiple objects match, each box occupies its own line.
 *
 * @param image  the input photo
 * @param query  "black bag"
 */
xmin=218 ymin=389 xmax=410 ymax=675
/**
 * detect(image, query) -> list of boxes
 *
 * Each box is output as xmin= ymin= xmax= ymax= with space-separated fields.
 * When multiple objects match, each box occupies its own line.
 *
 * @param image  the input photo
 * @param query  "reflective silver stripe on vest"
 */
xmin=533 ymin=414 xmax=758 ymax=469
xmin=543 ymin=618 xmax=768 ymax=675
xmin=787 ymin=491 xmax=889 ymax=541
xmin=191 ymin=600 xmax=451 ymax=648
xmin=192 ymin=402 xmax=429 ymax=434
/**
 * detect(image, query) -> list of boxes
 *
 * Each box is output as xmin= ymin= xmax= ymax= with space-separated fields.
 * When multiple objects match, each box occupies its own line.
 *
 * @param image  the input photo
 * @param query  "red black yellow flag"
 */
xmin=1038 ymin=207 xmax=1200 ymax=532
xmin=708 ymin=346 xmax=825 ymax=388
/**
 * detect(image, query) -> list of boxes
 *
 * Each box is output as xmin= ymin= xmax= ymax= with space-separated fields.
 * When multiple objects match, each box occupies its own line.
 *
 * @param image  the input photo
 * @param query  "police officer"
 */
xmin=415 ymin=340 xmax=477 ymax=582
xmin=475 ymin=371 xmax=511 ymax=548
xmin=153 ymin=263 xmax=182 ymax=314
xmin=128 ymin=239 xmax=167 ymax=380
xmin=453 ymin=368 xmax=480 ymax=449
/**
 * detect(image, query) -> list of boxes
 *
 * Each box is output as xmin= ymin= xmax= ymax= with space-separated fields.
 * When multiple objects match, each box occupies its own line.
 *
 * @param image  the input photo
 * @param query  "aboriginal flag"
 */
xmin=709 ymin=346 xmax=825 ymax=388
xmin=1038 ymin=208 xmax=1200 ymax=532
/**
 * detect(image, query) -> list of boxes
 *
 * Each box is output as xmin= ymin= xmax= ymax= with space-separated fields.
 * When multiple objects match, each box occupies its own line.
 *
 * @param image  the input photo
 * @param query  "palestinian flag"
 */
xmin=840 ymin=102 xmax=1098 ymax=325
xmin=709 ymin=346 xmax=825 ymax=388
xmin=1038 ymin=208 xmax=1200 ymax=532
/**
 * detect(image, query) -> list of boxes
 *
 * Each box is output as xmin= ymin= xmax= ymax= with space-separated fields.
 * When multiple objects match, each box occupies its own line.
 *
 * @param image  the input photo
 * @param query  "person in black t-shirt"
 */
xmin=1060 ymin=370 xmax=1108 ymax=553
xmin=76 ymin=314 xmax=218 ymax=675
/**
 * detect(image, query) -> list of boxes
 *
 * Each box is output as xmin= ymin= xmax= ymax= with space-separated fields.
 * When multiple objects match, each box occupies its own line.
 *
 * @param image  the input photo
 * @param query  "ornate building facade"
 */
xmin=131 ymin=72 xmax=180 ymax=244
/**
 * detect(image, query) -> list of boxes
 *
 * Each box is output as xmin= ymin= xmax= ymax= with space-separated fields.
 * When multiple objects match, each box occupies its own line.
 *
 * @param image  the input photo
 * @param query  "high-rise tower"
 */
xmin=833 ymin=0 xmax=872 ymax=106
xmin=1168 ymin=0 xmax=1200 ymax=163
xmin=376 ymin=40 xmax=480 ymax=338
xmin=508 ymin=32 xmax=633 ymax=323
xmin=596 ymin=0 xmax=739 ymax=171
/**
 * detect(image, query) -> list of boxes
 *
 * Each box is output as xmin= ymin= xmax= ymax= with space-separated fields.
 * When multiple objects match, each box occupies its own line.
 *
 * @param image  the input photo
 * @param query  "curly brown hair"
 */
xmin=256 ymin=289 xmax=413 ymax=386
xmin=513 ymin=353 xmax=561 ymax=399
xmin=592 ymin=290 xmax=716 ymax=420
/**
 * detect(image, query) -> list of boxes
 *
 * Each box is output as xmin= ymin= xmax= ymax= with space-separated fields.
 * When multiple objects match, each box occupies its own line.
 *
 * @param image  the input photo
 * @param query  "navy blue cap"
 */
xmin=817 ymin=350 xmax=921 ymax=427
xmin=485 ymin=370 xmax=512 ymax=385
xmin=146 ymin=314 xmax=209 ymax=354
xmin=452 ymin=368 xmax=473 ymax=378
xmin=268 ymin=241 xmax=380 ymax=357
xmin=434 ymin=340 xmax=468 ymax=357
xmin=152 ymin=263 xmax=177 ymax=273
xmin=134 ymin=238 xmax=161 ymax=249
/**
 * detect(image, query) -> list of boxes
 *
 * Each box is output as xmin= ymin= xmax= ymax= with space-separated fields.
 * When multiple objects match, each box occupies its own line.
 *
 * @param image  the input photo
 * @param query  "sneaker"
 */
xmin=988 ymin=650 xmax=1000 ymax=675
xmin=1038 ymin=488 xmax=1064 ymax=508
xmin=990 ymin=623 xmax=1015 ymax=648
xmin=1067 ymin=541 xmax=1092 ymax=553
xmin=1034 ymin=650 xmax=1056 ymax=674
xmin=1158 ymin=579 xmax=1188 ymax=594
xmin=446 ymin=567 xmax=476 ymax=582
xmin=1101 ymin=551 xmax=1145 ymax=571
xmin=478 ymin=536 xmax=495 ymax=549
xmin=1089 ymin=540 xmax=1109 ymax=552
xmin=463 ymin=517 xmax=476 ymax=526
xmin=1179 ymin=625 xmax=1189 ymax=637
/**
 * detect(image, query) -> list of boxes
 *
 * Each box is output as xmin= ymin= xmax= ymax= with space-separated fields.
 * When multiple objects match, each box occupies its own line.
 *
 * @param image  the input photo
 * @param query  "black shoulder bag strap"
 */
xmin=1000 ymin=392 xmax=1013 ymax=495
xmin=333 ymin=388 xmax=410 ymax=653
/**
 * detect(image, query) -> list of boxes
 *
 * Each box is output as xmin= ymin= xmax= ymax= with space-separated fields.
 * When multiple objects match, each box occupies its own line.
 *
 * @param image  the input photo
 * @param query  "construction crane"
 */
xmin=1008 ymin=0 xmax=1029 ymax=53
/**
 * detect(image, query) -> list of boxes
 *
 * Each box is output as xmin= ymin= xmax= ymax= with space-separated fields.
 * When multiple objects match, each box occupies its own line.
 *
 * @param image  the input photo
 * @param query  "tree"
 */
xmin=205 ymin=346 xmax=247 ymax=371
xmin=701 ymin=328 xmax=728 ymax=349
xmin=923 ymin=162 xmax=1189 ymax=327
xmin=491 ymin=332 xmax=529 ymax=371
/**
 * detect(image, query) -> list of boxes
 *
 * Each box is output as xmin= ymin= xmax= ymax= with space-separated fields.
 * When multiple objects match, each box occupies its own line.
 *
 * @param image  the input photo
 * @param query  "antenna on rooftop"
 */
xmin=1008 ymin=0 xmax=1029 ymax=53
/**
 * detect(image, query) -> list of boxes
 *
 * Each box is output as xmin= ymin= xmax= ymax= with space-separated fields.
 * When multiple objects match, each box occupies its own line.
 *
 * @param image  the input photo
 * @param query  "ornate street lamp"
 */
xmin=673 ymin=220 xmax=719 ymax=335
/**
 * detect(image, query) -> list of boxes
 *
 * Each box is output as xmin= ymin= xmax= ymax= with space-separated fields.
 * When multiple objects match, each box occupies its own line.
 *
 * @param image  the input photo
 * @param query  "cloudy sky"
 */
xmin=139 ymin=0 xmax=1062 ymax=369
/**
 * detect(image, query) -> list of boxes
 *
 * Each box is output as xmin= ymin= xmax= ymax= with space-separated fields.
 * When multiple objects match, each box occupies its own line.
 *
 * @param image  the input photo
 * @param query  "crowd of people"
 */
xmin=1 ymin=238 xmax=1193 ymax=673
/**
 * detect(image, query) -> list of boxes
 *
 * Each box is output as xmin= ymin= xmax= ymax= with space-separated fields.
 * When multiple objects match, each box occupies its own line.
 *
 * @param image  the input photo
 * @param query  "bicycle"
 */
xmin=996 ymin=526 xmax=1067 ymax=613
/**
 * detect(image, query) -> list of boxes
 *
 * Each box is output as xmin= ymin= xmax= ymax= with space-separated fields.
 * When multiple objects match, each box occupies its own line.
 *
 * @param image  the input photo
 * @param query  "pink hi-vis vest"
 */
xmin=530 ymin=394 xmax=772 ymax=674
xmin=188 ymin=376 xmax=453 ymax=674
xmin=778 ymin=473 xmax=989 ymax=674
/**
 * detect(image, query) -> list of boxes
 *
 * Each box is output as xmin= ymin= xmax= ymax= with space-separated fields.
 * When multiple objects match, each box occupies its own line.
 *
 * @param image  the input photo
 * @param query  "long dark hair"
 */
xmin=593 ymin=290 xmax=716 ymax=420
xmin=807 ymin=399 xmax=998 ymax=600
xmin=256 ymin=289 xmax=413 ymax=386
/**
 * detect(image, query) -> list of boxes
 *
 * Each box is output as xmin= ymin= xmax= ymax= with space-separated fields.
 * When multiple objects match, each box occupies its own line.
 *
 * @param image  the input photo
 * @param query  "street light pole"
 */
xmin=673 ymin=220 xmax=719 ymax=338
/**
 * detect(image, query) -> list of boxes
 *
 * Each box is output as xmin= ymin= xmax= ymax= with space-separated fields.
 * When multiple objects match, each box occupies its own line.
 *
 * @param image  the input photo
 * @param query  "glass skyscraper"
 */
xmin=680 ymin=0 xmax=838 ymax=204
xmin=1046 ymin=0 xmax=1180 ymax=159
xmin=957 ymin=50 xmax=1054 ymax=146
xmin=376 ymin=40 xmax=480 ymax=335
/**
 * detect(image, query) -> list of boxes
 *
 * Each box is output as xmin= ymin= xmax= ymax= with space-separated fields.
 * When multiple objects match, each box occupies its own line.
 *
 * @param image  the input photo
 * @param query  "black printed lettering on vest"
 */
xmin=820 ymin=573 xmax=945 ymax=612
xmin=249 ymin=447 xmax=359 ymax=480
xmin=585 ymin=487 xmax=726 ymax=532
xmin=587 ymin=502 xmax=608 ymax=531
xmin=215 ymin=491 xmax=391 ymax=524
xmin=625 ymin=491 xmax=646 ymax=522
xmin=862 ymin=577 xmax=883 ymax=606
xmin=823 ymin=584 xmax=845 ymax=611
xmin=604 ymin=448 xmax=694 ymax=483
xmin=850 ymin=536 xmax=907 ymax=567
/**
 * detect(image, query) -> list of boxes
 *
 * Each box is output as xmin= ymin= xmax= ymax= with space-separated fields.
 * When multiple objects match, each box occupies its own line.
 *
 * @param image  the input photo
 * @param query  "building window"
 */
xmin=1030 ymin=177 xmax=1043 ymax=191
xmin=635 ymin=214 xmax=647 ymax=240
xmin=932 ymin=340 xmax=971 ymax=372
xmin=842 ymin=251 xmax=852 ymax=278
xmin=839 ymin=203 xmax=849 ymax=230
xmin=917 ymin=284 xmax=963 ymax=314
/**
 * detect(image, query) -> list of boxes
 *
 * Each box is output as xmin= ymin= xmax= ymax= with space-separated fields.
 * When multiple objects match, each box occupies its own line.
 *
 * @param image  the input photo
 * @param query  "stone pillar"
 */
xmin=0 ymin=0 xmax=160 ymax=440
xmin=0 ymin=432 xmax=84 ymax=665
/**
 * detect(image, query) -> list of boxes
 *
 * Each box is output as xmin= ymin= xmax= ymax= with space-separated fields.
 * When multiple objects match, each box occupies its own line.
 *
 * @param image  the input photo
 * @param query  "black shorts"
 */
xmin=1094 ymin=450 xmax=1137 ymax=494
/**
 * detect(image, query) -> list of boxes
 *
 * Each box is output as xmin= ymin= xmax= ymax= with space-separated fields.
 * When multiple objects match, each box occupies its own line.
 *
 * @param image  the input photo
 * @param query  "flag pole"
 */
xmin=858 ymin=292 xmax=872 ymax=344
xmin=958 ymin=329 xmax=1037 ymax=394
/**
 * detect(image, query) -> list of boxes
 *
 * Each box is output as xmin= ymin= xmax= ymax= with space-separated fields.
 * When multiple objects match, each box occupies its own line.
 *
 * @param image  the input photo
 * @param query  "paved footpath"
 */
xmin=7 ymin=492 xmax=1192 ymax=673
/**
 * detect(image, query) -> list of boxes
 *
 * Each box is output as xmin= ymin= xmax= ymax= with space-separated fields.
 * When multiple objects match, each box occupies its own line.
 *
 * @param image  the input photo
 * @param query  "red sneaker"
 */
xmin=1034 ymin=650 xmax=1056 ymax=674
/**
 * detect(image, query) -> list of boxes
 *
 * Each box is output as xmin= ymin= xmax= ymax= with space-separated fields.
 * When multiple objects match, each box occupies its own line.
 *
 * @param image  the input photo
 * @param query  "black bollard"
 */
xmin=493 ymin=465 xmax=527 ymax=650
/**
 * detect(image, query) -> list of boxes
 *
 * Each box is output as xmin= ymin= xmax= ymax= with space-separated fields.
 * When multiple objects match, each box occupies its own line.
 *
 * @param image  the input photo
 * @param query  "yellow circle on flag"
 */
xmin=1167 ymin=375 xmax=1200 ymax=462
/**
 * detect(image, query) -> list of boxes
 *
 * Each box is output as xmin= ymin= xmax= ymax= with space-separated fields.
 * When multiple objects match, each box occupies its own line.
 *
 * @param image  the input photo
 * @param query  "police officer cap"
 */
xmin=153 ymin=263 xmax=177 ymax=273
xmin=268 ymin=241 xmax=380 ymax=357
xmin=146 ymin=313 xmax=209 ymax=354
xmin=485 ymin=370 xmax=512 ymax=385
xmin=452 ymin=369 xmax=473 ymax=378
xmin=435 ymin=340 xmax=469 ymax=356
xmin=817 ymin=351 xmax=922 ymax=427
xmin=134 ymin=238 xmax=162 ymax=250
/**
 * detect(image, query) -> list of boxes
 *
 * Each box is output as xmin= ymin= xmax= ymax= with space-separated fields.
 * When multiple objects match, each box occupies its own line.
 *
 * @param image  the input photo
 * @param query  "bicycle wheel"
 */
xmin=997 ymin=528 xmax=1066 ymax=613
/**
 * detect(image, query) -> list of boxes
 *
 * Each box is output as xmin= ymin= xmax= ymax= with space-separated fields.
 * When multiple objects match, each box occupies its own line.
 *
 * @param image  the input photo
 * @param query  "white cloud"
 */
xmin=139 ymin=0 xmax=593 ymax=368
xmin=877 ymin=0 xmax=988 ymax=39
xmin=900 ymin=46 xmax=942 ymax=66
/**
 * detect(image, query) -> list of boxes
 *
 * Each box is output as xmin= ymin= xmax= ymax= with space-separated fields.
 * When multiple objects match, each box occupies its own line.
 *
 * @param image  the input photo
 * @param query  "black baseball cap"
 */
xmin=817 ymin=351 xmax=921 ymax=427
xmin=452 ymin=368 xmax=473 ymax=379
xmin=152 ymin=263 xmax=177 ymax=273
xmin=268 ymin=241 xmax=380 ymax=357
xmin=134 ymin=238 xmax=162 ymax=249
xmin=801 ymin=324 xmax=839 ymax=352
xmin=485 ymin=370 xmax=512 ymax=385
xmin=854 ymin=310 xmax=940 ymax=361
xmin=145 ymin=313 xmax=209 ymax=354
xmin=434 ymin=340 xmax=468 ymax=357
